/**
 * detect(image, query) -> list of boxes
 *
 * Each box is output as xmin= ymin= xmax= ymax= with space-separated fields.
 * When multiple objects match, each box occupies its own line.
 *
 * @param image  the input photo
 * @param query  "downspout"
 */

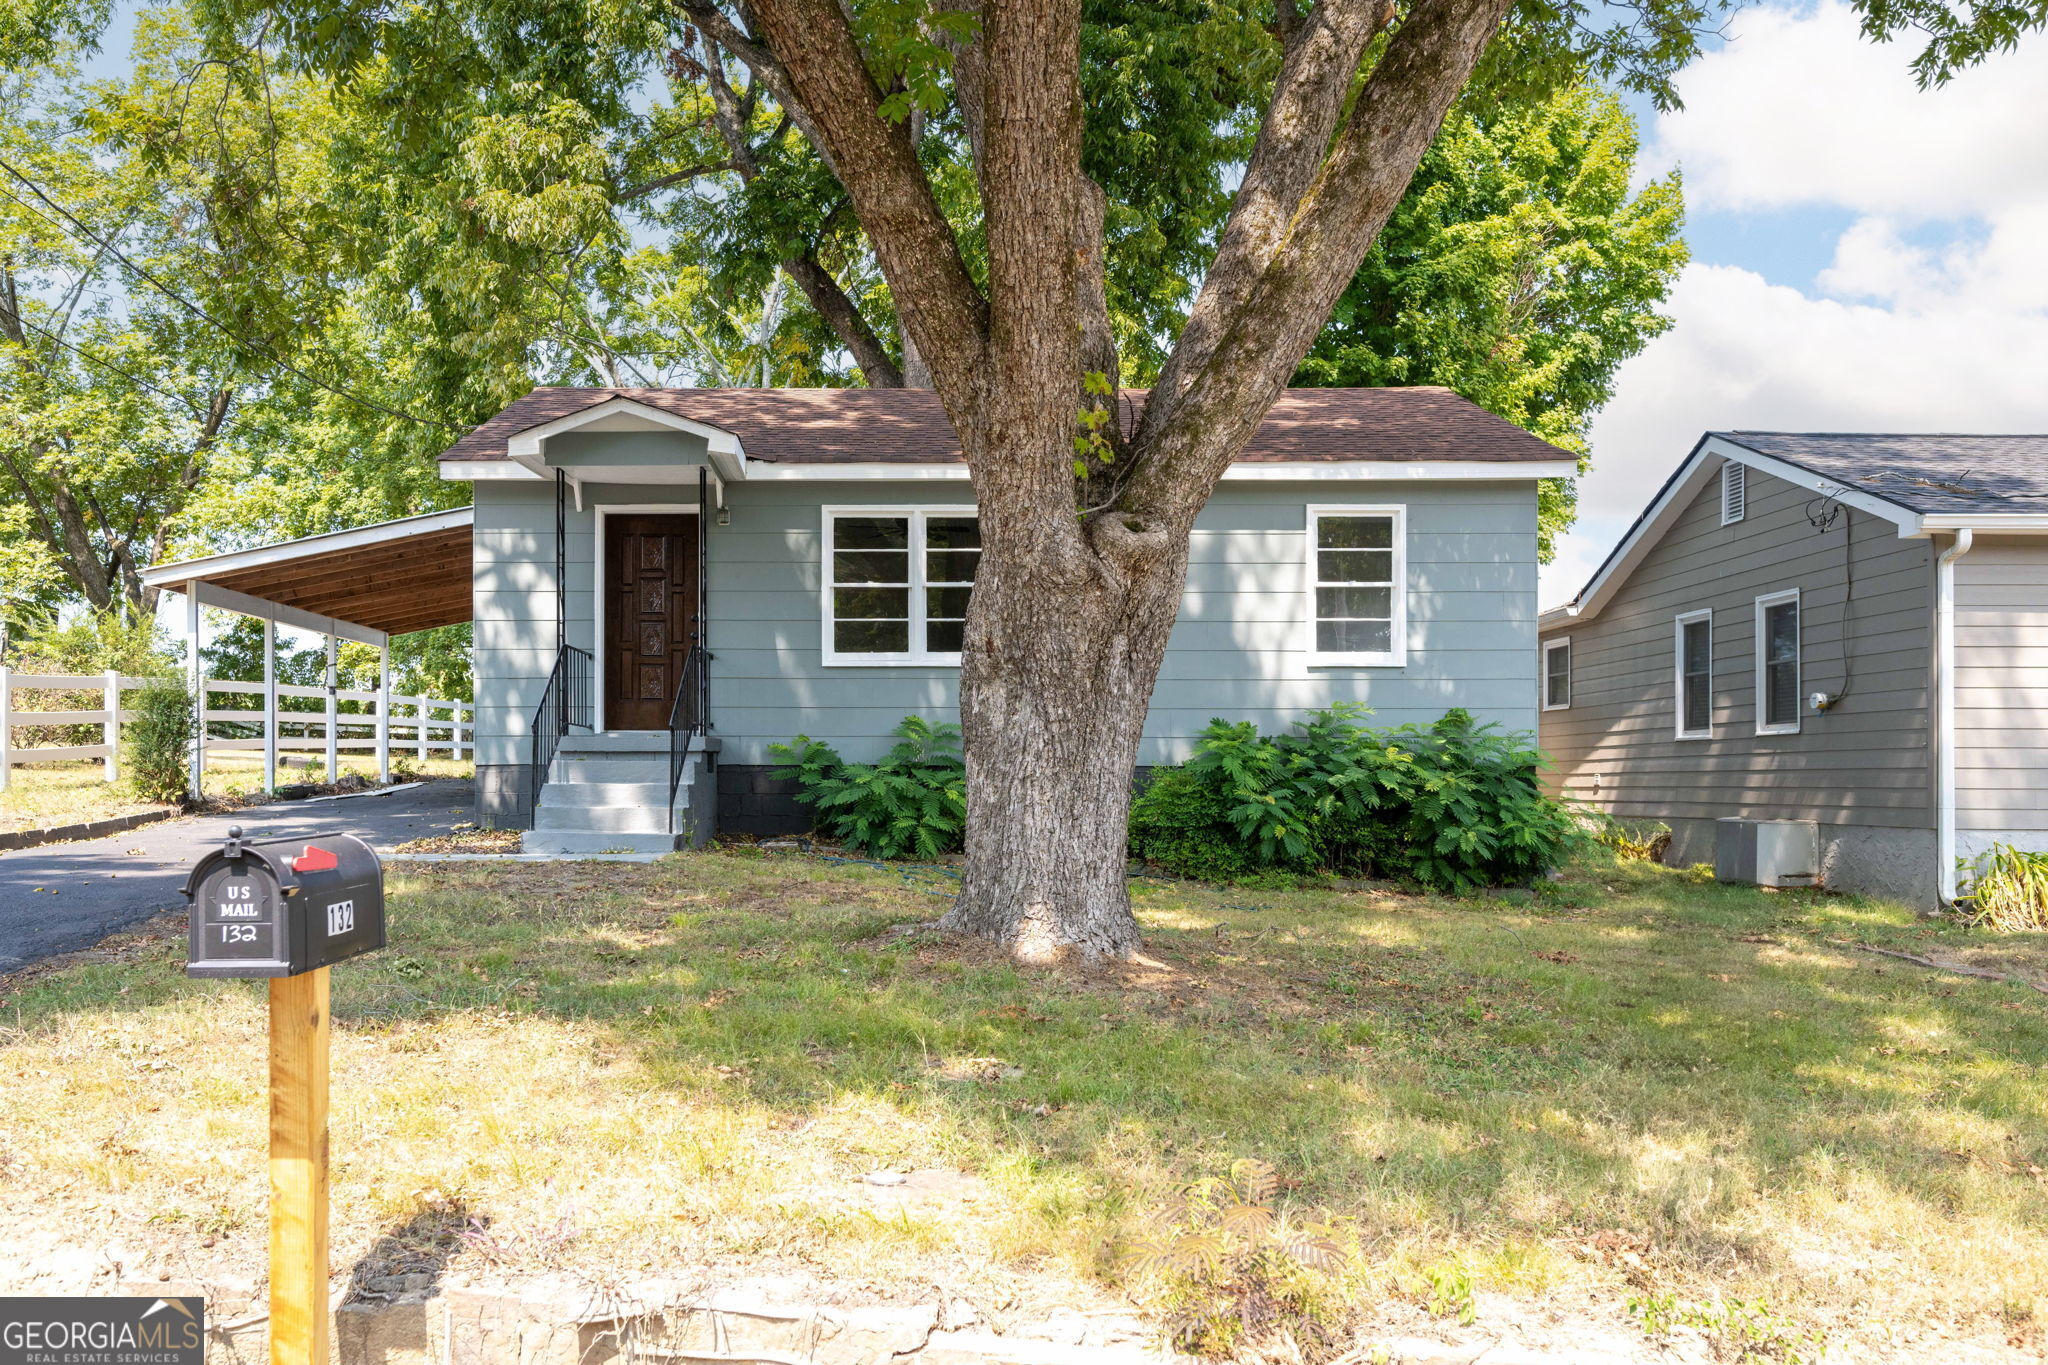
xmin=1936 ymin=528 xmax=1974 ymax=905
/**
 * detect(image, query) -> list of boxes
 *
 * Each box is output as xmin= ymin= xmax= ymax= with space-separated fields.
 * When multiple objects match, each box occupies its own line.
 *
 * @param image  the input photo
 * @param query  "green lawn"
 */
xmin=3 ymin=849 xmax=2045 ymax=1359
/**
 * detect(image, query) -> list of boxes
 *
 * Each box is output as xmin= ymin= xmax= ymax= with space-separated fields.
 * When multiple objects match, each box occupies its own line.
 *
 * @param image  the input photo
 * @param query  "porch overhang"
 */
xmin=139 ymin=507 xmax=474 ymax=642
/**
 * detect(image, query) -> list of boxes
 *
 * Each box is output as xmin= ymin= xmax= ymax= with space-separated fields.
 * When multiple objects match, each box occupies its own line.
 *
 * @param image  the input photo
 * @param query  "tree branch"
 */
xmin=1147 ymin=0 xmax=1394 ymax=424
xmin=1134 ymin=0 xmax=1518 ymax=520
xmin=699 ymin=46 xmax=904 ymax=386
xmin=739 ymin=0 xmax=989 ymax=411
xmin=616 ymin=161 xmax=734 ymax=201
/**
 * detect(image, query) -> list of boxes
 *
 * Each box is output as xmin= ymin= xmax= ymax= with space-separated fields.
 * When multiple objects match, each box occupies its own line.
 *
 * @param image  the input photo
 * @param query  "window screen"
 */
xmin=1544 ymin=641 xmax=1571 ymax=709
xmin=1311 ymin=512 xmax=1398 ymax=658
xmin=1761 ymin=598 xmax=1799 ymax=728
xmin=1679 ymin=616 xmax=1712 ymax=735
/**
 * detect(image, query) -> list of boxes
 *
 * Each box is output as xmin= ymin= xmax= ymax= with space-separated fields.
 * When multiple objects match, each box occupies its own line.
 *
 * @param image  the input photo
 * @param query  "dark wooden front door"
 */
xmin=605 ymin=514 xmax=700 ymax=731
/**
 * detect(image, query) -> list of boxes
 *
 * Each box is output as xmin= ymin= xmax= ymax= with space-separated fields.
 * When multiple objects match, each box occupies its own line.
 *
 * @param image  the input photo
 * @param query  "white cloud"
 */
xmin=1648 ymin=1 xmax=2048 ymax=218
xmin=1544 ymin=1 xmax=2048 ymax=608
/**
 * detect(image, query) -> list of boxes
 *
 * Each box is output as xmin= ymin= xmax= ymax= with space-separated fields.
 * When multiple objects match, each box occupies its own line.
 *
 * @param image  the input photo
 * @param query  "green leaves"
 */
xmin=769 ymin=715 xmax=966 ymax=861
xmin=1295 ymin=84 xmax=1687 ymax=562
xmin=1133 ymin=705 xmax=1584 ymax=892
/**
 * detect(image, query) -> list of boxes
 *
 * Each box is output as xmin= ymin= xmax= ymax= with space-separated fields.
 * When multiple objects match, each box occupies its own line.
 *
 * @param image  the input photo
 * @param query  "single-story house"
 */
xmin=144 ymin=386 xmax=1575 ymax=853
xmin=1538 ymin=432 xmax=2048 ymax=906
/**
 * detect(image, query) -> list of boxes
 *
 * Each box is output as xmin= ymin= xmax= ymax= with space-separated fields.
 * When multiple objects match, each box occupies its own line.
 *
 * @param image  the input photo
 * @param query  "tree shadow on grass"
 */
xmin=11 ymin=850 xmax=2048 ymax=1341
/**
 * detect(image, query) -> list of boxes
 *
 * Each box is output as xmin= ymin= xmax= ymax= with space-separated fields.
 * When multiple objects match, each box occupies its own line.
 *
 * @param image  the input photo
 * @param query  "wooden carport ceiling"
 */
xmin=199 ymin=523 xmax=472 ymax=636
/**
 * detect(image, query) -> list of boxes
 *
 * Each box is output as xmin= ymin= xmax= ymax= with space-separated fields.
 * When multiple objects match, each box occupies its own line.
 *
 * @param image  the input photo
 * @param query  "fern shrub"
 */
xmin=769 ymin=715 xmax=966 ymax=860
xmin=124 ymin=681 xmax=195 ymax=805
xmin=1130 ymin=704 xmax=1581 ymax=892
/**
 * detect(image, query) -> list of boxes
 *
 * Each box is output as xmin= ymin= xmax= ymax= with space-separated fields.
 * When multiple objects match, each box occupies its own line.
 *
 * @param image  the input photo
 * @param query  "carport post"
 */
xmin=323 ymin=636 xmax=338 ymax=783
xmin=263 ymin=618 xmax=279 ymax=792
xmin=375 ymin=642 xmax=391 ymax=783
xmin=186 ymin=583 xmax=205 ymax=802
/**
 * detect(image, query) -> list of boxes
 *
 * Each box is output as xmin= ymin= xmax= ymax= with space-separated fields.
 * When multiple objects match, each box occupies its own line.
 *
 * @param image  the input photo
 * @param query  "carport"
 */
xmin=139 ymin=507 xmax=474 ymax=799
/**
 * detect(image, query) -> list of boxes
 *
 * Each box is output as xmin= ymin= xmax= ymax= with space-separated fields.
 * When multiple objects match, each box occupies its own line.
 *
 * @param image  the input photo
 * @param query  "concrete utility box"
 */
xmin=183 ymin=826 xmax=385 ymax=977
xmin=1715 ymin=818 xmax=1819 ymax=888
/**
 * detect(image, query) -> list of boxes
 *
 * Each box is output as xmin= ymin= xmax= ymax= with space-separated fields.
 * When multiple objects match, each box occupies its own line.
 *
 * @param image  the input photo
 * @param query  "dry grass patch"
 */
xmin=0 ymin=762 xmax=168 ymax=834
xmin=3 ymin=849 xmax=2047 ymax=1359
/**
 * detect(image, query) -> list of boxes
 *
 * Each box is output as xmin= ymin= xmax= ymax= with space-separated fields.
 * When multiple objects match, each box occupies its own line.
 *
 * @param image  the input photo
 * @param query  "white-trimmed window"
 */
xmin=1306 ymin=505 xmax=1406 ymax=666
xmin=1542 ymin=637 xmax=1572 ymax=710
xmin=1674 ymin=609 xmax=1713 ymax=739
xmin=821 ymin=506 xmax=979 ymax=665
xmin=1754 ymin=589 xmax=1801 ymax=734
xmin=1721 ymin=462 xmax=1747 ymax=525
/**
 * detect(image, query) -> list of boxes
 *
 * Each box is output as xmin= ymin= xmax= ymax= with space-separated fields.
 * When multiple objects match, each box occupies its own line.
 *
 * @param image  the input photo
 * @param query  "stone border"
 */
xmin=0 ymin=806 xmax=179 ymax=852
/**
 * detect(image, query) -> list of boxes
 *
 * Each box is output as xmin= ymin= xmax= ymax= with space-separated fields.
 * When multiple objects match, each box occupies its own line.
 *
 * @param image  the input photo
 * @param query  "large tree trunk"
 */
xmin=734 ymin=0 xmax=1515 ymax=964
xmin=941 ymin=511 xmax=1189 ymax=962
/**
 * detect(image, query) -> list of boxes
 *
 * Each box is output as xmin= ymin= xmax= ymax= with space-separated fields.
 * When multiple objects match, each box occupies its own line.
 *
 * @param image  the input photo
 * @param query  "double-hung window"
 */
xmin=1542 ymin=637 xmax=1572 ymax=710
xmin=1306 ymin=505 xmax=1406 ymax=666
xmin=1754 ymin=589 xmax=1801 ymax=734
xmin=822 ymin=507 xmax=980 ymax=665
xmin=1674 ymin=610 xmax=1712 ymax=738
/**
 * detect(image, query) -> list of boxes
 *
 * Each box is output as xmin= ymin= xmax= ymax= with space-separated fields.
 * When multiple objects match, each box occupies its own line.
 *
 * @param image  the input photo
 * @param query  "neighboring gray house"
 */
xmin=1539 ymin=432 xmax=2048 ymax=906
xmin=141 ymin=386 xmax=1573 ymax=853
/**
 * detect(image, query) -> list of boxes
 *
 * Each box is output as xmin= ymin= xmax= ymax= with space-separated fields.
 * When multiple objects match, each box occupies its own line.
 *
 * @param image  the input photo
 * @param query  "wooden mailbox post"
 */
xmin=184 ymin=826 xmax=386 ymax=1365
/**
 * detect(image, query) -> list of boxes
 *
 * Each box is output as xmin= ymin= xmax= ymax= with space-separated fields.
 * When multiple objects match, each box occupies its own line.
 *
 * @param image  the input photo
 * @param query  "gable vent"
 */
xmin=1721 ymin=462 xmax=1747 ymax=525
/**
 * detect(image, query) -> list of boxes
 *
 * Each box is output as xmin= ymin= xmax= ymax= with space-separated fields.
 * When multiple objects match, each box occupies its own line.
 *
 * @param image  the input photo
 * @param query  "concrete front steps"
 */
xmin=522 ymin=731 xmax=715 ymax=856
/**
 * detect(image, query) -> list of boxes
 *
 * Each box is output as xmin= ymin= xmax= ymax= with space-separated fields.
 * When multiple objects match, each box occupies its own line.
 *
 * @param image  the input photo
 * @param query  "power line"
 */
xmin=0 ymin=159 xmax=463 ymax=435
xmin=5 ymin=314 xmax=216 ymax=416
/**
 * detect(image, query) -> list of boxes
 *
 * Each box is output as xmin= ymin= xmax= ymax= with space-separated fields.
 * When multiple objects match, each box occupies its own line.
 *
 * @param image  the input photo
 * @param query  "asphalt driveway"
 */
xmin=0 ymin=779 xmax=476 ymax=973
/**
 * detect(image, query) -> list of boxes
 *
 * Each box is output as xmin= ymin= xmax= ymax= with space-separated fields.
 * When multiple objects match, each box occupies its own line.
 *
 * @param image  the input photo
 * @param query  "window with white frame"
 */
xmin=1754 ymin=589 xmax=1800 ymax=734
xmin=822 ymin=507 xmax=980 ymax=664
xmin=1674 ymin=610 xmax=1712 ymax=738
xmin=1542 ymin=637 xmax=1571 ymax=710
xmin=1721 ymin=462 xmax=1747 ymax=525
xmin=1306 ymin=506 xmax=1405 ymax=666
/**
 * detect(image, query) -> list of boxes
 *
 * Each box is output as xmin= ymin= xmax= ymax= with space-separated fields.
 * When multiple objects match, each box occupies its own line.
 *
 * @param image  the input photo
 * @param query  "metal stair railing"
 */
xmin=527 ymin=644 xmax=592 ymax=824
xmin=666 ymin=644 xmax=709 ymax=836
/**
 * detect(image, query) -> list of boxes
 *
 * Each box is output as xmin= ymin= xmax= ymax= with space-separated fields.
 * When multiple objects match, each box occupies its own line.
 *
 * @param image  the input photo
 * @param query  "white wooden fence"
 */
xmin=0 ymin=667 xmax=469 ymax=794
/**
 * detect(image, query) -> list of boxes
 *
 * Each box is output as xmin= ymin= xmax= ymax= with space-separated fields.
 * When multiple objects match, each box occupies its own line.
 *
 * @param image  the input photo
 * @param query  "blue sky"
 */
xmin=1549 ymin=1 xmax=2048 ymax=603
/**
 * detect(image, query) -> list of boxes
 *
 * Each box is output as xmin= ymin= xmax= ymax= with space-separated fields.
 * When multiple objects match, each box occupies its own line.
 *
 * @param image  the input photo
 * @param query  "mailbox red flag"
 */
xmin=292 ymin=845 xmax=339 ymax=873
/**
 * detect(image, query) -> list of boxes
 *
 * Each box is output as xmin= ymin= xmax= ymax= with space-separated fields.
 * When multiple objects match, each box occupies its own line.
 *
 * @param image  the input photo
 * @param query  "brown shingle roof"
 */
xmin=440 ymin=386 xmax=1572 ymax=466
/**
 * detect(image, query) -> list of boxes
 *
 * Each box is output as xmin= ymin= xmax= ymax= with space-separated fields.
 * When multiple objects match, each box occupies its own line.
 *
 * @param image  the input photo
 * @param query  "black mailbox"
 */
xmin=183 ymin=826 xmax=386 ymax=978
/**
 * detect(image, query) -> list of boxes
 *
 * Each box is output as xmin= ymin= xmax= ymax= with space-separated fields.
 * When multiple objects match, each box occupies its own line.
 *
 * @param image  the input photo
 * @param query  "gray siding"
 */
xmin=1539 ymin=461 xmax=1937 ymax=832
xmin=1954 ymin=535 xmax=2048 ymax=839
xmin=473 ymin=459 xmax=1541 ymax=781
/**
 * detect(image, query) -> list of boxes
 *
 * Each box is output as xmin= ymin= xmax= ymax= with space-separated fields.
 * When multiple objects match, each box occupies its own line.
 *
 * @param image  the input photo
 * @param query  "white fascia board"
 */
xmin=1554 ymin=450 xmax=1719 ymax=627
xmin=440 ymin=460 xmax=543 ymax=481
xmin=1920 ymin=513 xmax=2048 ymax=532
xmin=744 ymin=458 xmax=1577 ymax=482
xmin=504 ymin=396 xmax=749 ymax=481
xmin=1699 ymin=435 xmax=1922 ymax=534
xmin=1221 ymin=460 xmax=1578 ymax=481
xmin=184 ymin=579 xmax=387 ymax=646
xmin=139 ymin=507 xmax=473 ymax=588
xmin=747 ymin=463 xmax=974 ymax=481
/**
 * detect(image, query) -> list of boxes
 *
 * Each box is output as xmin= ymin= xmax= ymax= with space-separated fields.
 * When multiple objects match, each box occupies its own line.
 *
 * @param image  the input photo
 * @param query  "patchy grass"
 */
xmin=0 ymin=761 xmax=168 ymax=834
xmin=0 ymin=756 xmax=474 ymax=837
xmin=3 ymin=851 xmax=2047 ymax=1359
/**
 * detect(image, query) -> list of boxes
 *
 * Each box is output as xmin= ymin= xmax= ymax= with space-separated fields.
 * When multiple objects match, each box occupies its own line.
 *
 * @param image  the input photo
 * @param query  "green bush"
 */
xmin=124 ymin=681 xmax=195 ymax=805
xmin=1131 ymin=704 xmax=1582 ymax=892
xmin=1127 ymin=766 xmax=1261 ymax=883
xmin=769 ymin=714 xmax=966 ymax=860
